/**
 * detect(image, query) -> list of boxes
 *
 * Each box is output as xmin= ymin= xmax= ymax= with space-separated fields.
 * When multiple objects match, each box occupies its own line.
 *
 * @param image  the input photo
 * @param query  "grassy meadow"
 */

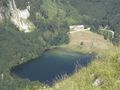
xmin=24 ymin=31 xmax=120 ymax=90
xmin=60 ymin=30 xmax=113 ymax=53
xmin=24 ymin=46 xmax=120 ymax=90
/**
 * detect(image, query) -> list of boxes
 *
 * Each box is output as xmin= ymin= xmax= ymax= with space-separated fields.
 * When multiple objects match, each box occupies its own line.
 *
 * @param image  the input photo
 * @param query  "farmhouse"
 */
xmin=69 ymin=25 xmax=90 ymax=31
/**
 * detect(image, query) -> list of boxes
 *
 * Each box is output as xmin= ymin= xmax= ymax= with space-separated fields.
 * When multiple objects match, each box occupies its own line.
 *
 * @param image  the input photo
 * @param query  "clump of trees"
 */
xmin=69 ymin=0 xmax=120 ymax=44
xmin=0 ymin=20 xmax=69 ymax=89
xmin=0 ymin=0 xmax=70 ymax=89
xmin=0 ymin=0 xmax=120 ymax=89
xmin=98 ymin=29 xmax=113 ymax=41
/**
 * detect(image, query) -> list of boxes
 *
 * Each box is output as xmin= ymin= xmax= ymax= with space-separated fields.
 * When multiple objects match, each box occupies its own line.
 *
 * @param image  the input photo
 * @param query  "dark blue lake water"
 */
xmin=11 ymin=48 xmax=94 ymax=85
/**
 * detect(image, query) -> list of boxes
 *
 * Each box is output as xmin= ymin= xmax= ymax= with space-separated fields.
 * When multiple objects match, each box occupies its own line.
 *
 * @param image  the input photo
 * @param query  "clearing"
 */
xmin=61 ymin=30 xmax=113 ymax=52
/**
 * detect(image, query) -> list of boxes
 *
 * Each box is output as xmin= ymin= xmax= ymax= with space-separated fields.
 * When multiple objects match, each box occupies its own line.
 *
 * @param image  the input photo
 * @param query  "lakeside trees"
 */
xmin=0 ymin=0 xmax=120 ymax=89
xmin=69 ymin=0 xmax=120 ymax=44
xmin=0 ymin=0 xmax=70 ymax=88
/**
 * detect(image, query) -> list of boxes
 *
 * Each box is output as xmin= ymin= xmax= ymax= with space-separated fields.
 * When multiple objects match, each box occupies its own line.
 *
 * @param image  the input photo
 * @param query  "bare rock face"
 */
xmin=9 ymin=0 xmax=35 ymax=33
xmin=0 ymin=7 xmax=6 ymax=22
xmin=92 ymin=78 xmax=103 ymax=87
xmin=0 ymin=13 xmax=3 ymax=22
xmin=0 ymin=0 xmax=35 ymax=33
xmin=1 ymin=73 xmax=4 ymax=80
xmin=0 ymin=8 xmax=3 ymax=22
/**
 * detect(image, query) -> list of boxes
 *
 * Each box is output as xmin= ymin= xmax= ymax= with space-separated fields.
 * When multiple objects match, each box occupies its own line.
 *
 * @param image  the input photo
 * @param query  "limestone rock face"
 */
xmin=92 ymin=78 xmax=103 ymax=87
xmin=0 ymin=6 xmax=6 ymax=22
xmin=0 ymin=0 xmax=35 ymax=33
xmin=0 ymin=13 xmax=3 ymax=22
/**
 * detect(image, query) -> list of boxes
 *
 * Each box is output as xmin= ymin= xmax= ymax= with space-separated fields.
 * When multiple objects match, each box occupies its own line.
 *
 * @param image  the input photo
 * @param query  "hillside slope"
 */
xmin=24 ymin=46 xmax=120 ymax=90
xmin=0 ymin=0 xmax=72 ymax=90
xmin=50 ymin=47 xmax=120 ymax=90
xmin=69 ymin=0 xmax=120 ymax=44
xmin=0 ymin=0 xmax=119 ymax=90
xmin=61 ymin=30 xmax=113 ymax=52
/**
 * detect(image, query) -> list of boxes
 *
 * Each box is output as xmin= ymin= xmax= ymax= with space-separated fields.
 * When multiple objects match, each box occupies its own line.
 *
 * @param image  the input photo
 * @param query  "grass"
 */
xmin=24 ymin=31 xmax=120 ymax=90
xmin=48 ymin=46 xmax=120 ymax=90
xmin=61 ymin=30 xmax=113 ymax=53
xmin=24 ymin=46 xmax=120 ymax=90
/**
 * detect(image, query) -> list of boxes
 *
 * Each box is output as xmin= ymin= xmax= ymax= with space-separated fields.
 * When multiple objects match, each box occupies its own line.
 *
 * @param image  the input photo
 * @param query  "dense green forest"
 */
xmin=0 ymin=0 xmax=72 ymax=89
xmin=69 ymin=0 xmax=120 ymax=44
xmin=0 ymin=0 xmax=120 ymax=90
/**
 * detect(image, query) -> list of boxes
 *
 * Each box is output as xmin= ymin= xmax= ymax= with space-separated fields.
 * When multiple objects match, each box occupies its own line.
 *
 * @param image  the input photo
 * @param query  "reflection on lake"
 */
xmin=11 ymin=48 xmax=94 ymax=85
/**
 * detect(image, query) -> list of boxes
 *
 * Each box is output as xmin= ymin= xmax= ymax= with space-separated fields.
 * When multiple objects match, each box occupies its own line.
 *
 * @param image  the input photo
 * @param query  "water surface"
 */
xmin=11 ymin=48 xmax=94 ymax=85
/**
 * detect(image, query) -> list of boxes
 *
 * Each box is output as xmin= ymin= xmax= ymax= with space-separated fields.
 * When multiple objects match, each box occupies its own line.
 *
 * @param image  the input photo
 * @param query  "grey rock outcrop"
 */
xmin=92 ymin=78 xmax=103 ymax=87
xmin=0 ymin=0 xmax=35 ymax=33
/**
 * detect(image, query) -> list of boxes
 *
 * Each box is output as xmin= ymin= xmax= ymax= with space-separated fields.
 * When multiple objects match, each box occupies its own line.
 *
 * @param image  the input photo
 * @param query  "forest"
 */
xmin=69 ymin=0 xmax=120 ymax=44
xmin=0 ymin=0 xmax=120 ymax=90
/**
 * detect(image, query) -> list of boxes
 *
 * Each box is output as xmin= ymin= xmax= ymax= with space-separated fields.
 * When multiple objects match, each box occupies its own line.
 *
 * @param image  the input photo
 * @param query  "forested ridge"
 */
xmin=69 ymin=0 xmax=120 ymax=44
xmin=0 ymin=0 xmax=70 ymax=89
xmin=0 ymin=0 xmax=120 ymax=90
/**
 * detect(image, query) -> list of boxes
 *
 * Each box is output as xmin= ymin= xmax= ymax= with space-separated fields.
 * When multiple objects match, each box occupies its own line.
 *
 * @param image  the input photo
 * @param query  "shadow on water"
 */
xmin=11 ymin=48 xmax=96 ymax=85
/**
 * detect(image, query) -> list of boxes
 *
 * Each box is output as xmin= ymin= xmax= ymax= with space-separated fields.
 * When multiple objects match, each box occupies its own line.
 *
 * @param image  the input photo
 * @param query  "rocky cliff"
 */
xmin=0 ymin=0 xmax=35 ymax=33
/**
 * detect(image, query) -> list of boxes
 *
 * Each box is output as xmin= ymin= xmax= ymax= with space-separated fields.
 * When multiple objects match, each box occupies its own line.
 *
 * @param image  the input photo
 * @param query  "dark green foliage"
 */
xmin=0 ymin=22 xmax=69 ymax=89
xmin=0 ymin=0 xmax=120 ymax=89
xmin=80 ymin=42 xmax=84 ymax=46
xmin=98 ymin=30 xmax=113 ymax=40
xmin=69 ymin=0 xmax=120 ymax=44
xmin=0 ymin=0 xmax=70 ymax=88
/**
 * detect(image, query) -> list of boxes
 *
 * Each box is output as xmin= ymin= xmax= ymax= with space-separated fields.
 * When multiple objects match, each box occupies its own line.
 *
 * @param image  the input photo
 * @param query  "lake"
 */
xmin=11 ymin=48 xmax=94 ymax=85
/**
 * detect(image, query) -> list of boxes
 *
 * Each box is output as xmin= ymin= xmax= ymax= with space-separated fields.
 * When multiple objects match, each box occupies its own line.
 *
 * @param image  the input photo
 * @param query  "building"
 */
xmin=69 ymin=25 xmax=90 ymax=31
